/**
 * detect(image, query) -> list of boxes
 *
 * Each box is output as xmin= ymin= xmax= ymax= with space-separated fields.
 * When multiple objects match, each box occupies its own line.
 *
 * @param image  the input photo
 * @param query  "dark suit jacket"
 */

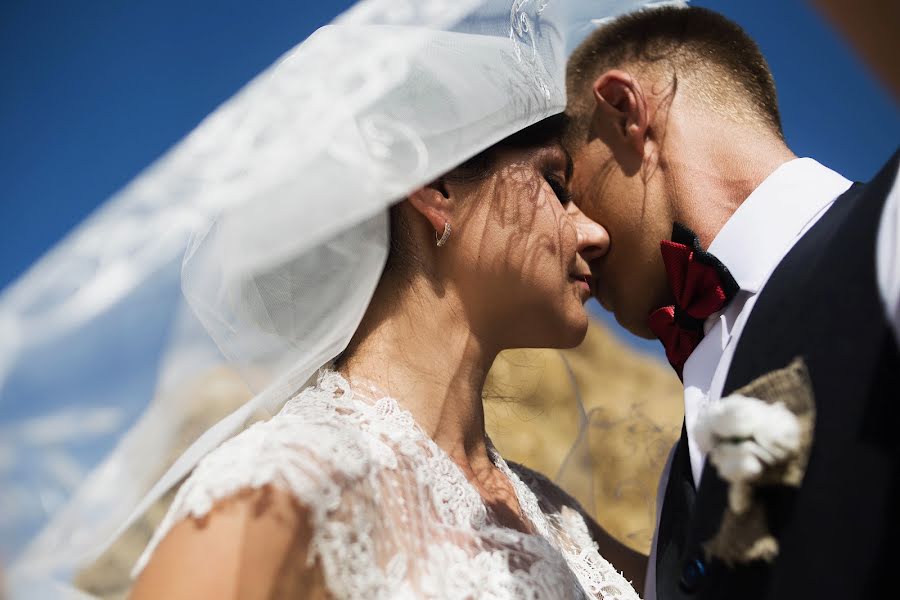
xmin=655 ymin=151 xmax=900 ymax=600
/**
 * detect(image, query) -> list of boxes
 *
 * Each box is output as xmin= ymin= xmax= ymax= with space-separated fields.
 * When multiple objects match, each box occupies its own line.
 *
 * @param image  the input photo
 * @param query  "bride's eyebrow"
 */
xmin=546 ymin=145 xmax=573 ymax=182
xmin=537 ymin=145 xmax=572 ymax=179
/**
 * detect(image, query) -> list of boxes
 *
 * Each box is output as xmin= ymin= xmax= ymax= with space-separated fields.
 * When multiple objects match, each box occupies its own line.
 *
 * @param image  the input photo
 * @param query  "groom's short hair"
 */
xmin=566 ymin=6 xmax=783 ymax=139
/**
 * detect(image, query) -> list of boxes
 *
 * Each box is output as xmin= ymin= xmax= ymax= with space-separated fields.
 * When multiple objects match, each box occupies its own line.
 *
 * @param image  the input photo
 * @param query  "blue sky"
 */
xmin=0 ymin=0 xmax=897 ymax=338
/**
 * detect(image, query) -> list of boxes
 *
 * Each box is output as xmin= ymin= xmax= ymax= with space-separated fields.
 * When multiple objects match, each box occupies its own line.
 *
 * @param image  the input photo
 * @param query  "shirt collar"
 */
xmin=707 ymin=158 xmax=853 ymax=294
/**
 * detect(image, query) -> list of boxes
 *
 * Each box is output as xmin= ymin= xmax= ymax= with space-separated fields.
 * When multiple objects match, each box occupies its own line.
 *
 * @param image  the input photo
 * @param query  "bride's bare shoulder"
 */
xmin=130 ymin=485 xmax=327 ymax=600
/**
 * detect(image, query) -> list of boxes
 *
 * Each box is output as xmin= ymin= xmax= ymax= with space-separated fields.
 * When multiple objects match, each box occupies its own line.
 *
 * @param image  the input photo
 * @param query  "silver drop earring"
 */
xmin=435 ymin=222 xmax=451 ymax=247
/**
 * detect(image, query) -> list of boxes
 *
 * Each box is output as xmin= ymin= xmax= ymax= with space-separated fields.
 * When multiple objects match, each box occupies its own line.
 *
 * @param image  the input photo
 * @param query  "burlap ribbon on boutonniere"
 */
xmin=695 ymin=357 xmax=816 ymax=565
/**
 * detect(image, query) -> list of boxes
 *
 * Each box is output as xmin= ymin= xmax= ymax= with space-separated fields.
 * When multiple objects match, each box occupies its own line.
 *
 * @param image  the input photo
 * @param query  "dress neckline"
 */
xmin=312 ymin=368 xmax=549 ymax=539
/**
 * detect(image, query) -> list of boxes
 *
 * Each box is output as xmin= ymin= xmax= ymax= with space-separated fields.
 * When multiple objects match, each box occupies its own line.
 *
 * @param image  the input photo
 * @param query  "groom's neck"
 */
xmin=664 ymin=117 xmax=796 ymax=249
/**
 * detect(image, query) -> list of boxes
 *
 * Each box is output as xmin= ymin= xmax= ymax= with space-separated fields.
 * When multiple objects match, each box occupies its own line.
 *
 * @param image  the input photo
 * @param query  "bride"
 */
xmin=0 ymin=1 xmax=659 ymax=598
xmin=130 ymin=115 xmax=646 ymax=599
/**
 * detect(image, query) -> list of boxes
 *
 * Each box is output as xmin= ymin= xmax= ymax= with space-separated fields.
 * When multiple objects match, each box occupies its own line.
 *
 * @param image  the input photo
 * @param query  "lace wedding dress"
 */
xmin=135 ymin=370 xmax=640 ymax=599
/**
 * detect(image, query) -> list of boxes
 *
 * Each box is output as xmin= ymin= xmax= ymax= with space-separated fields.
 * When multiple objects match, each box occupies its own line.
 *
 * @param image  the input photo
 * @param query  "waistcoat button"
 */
xmin=679 ymin=557 xmax=706 ymax=593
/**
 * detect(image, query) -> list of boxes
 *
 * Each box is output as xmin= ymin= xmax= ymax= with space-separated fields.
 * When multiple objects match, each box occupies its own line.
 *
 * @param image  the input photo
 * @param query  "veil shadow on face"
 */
xmin=477 ymin=154 xmax=573 ymax=297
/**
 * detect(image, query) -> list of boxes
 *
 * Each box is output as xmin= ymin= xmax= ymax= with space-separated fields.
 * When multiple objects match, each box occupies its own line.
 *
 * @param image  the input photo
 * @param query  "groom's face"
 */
xmin=566 ymin=130 xmax=672 ymax=339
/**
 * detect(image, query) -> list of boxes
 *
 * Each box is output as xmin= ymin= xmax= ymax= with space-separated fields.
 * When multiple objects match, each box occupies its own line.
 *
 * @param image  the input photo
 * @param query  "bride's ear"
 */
xmin=407 ymin=179 xmax=453 ymax=233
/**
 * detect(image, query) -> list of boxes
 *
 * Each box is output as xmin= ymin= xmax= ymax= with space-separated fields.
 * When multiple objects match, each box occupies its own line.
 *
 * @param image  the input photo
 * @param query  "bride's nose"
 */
xmin=568 ymin=203 xmax=610 ymax=262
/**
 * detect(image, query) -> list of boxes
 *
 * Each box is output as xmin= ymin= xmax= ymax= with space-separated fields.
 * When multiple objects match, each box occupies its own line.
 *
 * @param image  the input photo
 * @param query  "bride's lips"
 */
xmin=568 ymin=272 xmax=592 ymax=299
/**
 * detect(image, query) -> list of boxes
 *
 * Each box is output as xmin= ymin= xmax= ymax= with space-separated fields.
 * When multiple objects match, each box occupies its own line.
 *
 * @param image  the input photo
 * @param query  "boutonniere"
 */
xmin=695 ymin=357 xmax=816 ymax=565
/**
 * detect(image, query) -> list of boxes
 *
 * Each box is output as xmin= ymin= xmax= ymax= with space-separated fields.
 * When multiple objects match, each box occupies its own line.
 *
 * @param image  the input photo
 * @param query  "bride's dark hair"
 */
xmin=443 ymin=113 xmax=569 ymax=183
xmin=386 ymin=113 xmax=568 ymax=274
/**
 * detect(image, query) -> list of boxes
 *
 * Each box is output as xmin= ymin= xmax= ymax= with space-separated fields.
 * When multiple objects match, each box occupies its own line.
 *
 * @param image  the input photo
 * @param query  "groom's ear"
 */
xmin=591 ymin=70 xmax=649 ymax=158
xmin=407 ymin=179 xmax=453 ymax=233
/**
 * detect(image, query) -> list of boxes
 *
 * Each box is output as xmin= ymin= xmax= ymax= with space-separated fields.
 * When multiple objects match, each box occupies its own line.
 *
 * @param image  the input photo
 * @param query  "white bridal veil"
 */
xmin=0 ymin=0 xmax=665 ymax=597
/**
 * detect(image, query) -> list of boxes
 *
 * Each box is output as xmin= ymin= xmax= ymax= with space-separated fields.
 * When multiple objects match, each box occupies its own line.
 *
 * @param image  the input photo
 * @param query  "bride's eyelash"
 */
xmin=545 ymin=174 xmax=573 ymax=205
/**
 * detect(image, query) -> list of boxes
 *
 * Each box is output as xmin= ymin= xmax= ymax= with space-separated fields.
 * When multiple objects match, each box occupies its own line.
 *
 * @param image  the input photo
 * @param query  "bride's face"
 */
xmin=449 ymin=144 xmax=606 ymax=349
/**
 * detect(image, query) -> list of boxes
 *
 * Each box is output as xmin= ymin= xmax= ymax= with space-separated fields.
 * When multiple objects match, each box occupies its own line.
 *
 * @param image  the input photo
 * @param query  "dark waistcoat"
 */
xmin=655 ymin=152 xmax=900 ymax=600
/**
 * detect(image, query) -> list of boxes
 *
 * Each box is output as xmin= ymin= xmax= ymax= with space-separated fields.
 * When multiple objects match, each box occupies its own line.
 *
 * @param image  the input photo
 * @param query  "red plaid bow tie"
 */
xmin=648 ymin=223 xmax=739 ymax=379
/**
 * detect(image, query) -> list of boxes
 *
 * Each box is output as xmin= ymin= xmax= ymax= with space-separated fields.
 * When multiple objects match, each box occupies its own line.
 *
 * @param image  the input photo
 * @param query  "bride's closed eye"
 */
xmin=545 ymin=174 xmax=573 ymax=205
xmin=538 ymin=144 xmax=574 ymax=205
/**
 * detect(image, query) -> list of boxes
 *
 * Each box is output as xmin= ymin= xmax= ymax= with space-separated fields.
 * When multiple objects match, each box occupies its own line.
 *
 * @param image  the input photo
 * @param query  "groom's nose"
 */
xmin=568 ymin=203 xmax=610 ymax=262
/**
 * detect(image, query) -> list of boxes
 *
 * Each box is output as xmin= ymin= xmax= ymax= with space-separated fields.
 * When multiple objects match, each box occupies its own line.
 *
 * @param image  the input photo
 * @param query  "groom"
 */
xmin=564 ymin=6 xmax=898 ymax=600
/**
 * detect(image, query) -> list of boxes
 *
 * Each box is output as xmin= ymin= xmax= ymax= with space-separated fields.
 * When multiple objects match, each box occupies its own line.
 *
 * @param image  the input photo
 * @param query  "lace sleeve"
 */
xmin=132 ymin=412 xmax=364 ymax=577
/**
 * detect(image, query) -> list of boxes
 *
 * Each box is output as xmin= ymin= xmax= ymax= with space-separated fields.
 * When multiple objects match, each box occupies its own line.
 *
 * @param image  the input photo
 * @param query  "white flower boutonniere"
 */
xmin=695 ymin=357 xmax=816 ymax=565
xmin=696 ymin=395 xmax=802 ymax=515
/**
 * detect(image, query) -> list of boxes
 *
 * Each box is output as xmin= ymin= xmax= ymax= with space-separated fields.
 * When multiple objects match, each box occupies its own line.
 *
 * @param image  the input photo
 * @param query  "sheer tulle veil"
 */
xmin=0 ymin=1 xmax=667 ymax=596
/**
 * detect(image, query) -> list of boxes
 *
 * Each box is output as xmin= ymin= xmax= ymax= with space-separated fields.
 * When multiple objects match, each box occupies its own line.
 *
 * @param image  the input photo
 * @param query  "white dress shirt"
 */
xmin=644 ymin=156 xmax=900 ymax=599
